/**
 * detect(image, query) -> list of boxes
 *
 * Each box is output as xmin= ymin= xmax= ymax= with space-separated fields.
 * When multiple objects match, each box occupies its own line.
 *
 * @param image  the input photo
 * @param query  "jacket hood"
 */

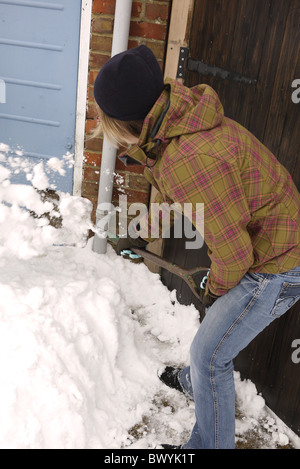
xmin=155 ymin=78 xmax=224 ymax=140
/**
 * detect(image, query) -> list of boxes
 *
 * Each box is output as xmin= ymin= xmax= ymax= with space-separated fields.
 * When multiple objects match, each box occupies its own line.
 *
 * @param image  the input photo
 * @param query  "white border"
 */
xmin=73 ymin=0 xmax=93 ymax=196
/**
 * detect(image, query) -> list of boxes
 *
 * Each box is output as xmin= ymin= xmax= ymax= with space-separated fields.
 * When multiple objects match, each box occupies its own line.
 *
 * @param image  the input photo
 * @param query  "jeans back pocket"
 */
xmin=270 ymin=282 xmax=300 ymax=318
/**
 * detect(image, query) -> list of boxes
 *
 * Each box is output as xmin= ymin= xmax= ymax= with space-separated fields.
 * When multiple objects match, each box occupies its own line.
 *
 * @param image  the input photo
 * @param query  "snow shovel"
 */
xmin=123 ymin=247 xmax=210 ymax=302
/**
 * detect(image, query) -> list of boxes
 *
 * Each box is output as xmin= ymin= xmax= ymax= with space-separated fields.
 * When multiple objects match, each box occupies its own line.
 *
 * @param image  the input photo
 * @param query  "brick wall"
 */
xmin=83 ymin=0 xmax=172 ymax=224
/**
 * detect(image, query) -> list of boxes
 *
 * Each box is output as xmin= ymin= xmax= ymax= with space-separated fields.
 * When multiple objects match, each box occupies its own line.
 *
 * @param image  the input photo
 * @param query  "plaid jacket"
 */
xmin=120 ymin=79 xmax=300 ymax=296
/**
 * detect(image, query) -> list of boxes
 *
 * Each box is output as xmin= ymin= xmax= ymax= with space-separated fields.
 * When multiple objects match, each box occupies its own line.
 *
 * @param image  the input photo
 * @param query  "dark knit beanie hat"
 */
xmin=94 ymin=45 xmax=164 ymax=121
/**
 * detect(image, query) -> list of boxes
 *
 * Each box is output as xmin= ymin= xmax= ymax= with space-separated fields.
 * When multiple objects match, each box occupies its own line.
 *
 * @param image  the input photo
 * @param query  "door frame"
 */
xmin=73 ymin=0 xmax=93 ymax=196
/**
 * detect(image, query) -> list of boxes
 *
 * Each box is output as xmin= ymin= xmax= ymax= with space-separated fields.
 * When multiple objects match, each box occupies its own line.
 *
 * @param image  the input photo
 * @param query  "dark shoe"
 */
xmin=159 ymin=366 xmax=184 ymax=393
xmin=161 ymin=444 xmax=182 ymax=449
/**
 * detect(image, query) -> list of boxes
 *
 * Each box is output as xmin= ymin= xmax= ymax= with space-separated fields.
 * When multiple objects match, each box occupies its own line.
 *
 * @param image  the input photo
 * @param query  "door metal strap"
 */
xmin=177 ymin=47 xmax=257 ymax=86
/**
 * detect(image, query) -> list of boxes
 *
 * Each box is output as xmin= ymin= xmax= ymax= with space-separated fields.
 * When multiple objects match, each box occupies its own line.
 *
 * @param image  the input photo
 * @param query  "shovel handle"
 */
xmin=131 ymin=247 xmax=207 ymax=275
xmin=131 ymin=247 xmax=208 ymax=301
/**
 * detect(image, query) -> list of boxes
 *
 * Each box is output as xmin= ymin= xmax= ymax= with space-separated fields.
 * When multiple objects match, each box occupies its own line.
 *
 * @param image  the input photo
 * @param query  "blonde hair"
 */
xmin=91 ymin=106 xmax=144 ymax=148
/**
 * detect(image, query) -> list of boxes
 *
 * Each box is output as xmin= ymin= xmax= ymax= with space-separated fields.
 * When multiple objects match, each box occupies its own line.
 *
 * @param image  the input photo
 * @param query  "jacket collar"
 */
xmin=118 ymin=84 xmax=171 ymax=168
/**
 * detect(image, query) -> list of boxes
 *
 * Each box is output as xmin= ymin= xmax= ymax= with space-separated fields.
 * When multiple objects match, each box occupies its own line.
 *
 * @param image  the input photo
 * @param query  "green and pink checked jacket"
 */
xmin=120 ymin=78 xmax=300 ymax=296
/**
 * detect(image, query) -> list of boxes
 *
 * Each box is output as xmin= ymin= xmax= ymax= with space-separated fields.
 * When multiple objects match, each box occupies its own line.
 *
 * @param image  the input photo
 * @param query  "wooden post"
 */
xmin=164 ymin=0 xmax=195 ymax=82
xmin=145 ymin=0 xmax=195 ymax=272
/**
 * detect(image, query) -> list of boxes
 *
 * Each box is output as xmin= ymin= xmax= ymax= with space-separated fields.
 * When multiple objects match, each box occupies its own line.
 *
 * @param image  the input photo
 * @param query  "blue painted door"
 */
xmin=0 ymin=0 xmax=82 ymax=193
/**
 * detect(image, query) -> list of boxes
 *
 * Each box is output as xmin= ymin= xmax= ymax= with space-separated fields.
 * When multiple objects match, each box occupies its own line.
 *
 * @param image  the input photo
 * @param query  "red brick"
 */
xmin=112 ymin=187 xmax=150 ymax=205
xmin=82 ymin=180 xmax=99 ymax=197
xmin=129 ymin=20 xmax=167 ymax=40
xmin=128 ymin=40 xmax=165 ymax=61
xmin=90 ymin=35 xmax=112 ymax=52
xmin=128 ymin=39 xmax=140 ymax=49
xmin=142 ymin=40 xmax=165 ymax=59
xmin=93 ymin=1 xmax=142 ymax=17
xmin=89 ymin=70 xmax=100 ymax=85
xmin=92 ymin=17 xmax=114 ymax=34
xmin=89 ymin=52 xmax=110 ymax=69
xmin=85 ymin=119 xmax=98 ymax=134
xmin=85 ymin=137 xmax=103 ymax=153
xmin=88 ymin=87 xmax=95 ymax=101
xmin=85 ymin=118 xmax=98 ymax=138
xmin=93 ymin=0 xmax=116 ymax=15
xmin=86 ymin=101 xmax=99 ymax=119
xmin=145 ymin=3 xmax=169 ymax=21
xmin=84 ymin=166 xmax=102 ymax=183
xmin=132 ymin=2 xmax=143 ymax=18
xmin=84 ymin=151 xmax=102 ymax=167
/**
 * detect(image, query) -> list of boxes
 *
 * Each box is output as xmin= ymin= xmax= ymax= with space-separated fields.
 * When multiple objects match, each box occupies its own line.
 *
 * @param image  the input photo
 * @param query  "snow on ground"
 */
xmin=0 ymin=146 xmax=299 ymax=449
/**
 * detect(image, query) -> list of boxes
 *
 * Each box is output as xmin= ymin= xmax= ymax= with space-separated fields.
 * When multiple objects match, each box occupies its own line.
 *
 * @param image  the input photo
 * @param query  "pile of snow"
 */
xmin=234 ymin=373 xmax=298 ymax=448
xmin=0 ymin=145 xmax=298 ymax=449
xmin=0 ymin=241 xmax=198 ymax=449
xmin=0 ymin=145 xmax=92 ymax=259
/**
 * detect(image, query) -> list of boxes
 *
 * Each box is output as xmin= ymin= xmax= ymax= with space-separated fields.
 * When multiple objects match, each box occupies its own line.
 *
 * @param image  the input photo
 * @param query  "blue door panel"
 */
xmin=0 ymin=0 xmax=82 ymax=193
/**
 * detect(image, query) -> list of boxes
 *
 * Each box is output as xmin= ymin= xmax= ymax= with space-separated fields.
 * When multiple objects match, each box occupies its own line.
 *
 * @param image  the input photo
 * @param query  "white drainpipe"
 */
xmin=92 ymin=0 xmax=133 ymax=254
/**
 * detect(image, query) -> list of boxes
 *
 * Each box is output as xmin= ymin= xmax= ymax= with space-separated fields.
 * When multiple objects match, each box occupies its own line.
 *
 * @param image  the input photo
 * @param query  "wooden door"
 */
xmin=162 ymin=0 xmax=300 ymax=436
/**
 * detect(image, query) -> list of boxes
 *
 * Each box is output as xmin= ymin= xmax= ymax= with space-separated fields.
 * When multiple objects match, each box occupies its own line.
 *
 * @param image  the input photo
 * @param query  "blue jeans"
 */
xmin=179 ymin=266 xmax=300 ymax=449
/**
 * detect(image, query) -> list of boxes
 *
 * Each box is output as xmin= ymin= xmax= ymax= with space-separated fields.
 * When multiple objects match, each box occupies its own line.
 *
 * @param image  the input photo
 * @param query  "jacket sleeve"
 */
xmin=163 ymin=153 xmax=254 ymax=296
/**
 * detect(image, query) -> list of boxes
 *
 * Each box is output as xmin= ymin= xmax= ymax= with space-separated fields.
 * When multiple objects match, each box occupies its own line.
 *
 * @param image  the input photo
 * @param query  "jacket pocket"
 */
xmin=270 ymin=282 xmax=300 ymax=318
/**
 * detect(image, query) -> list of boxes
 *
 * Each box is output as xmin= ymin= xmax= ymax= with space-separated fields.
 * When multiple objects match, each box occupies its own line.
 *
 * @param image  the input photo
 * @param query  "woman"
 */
xmin=93 ymin=45 xmax=300 ymax=449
